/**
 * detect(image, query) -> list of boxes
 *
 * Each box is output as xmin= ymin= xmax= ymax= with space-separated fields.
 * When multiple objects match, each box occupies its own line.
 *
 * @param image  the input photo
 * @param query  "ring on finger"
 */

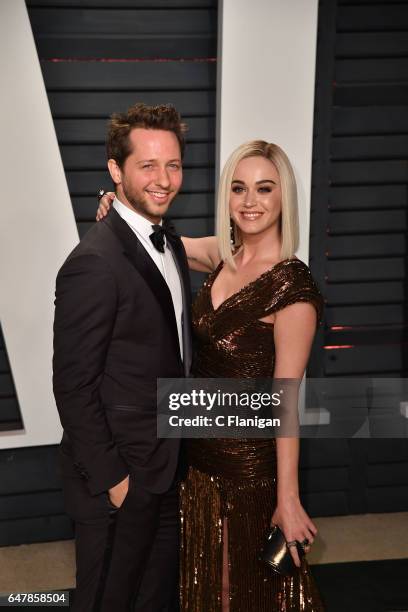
xmin=286 ymin=540 xmax=297 ymax=549
xmin=97 ymin=188 xmax=106 ymax=202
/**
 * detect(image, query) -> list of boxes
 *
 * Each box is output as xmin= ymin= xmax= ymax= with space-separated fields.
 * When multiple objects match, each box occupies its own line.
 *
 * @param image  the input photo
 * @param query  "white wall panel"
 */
xmin=217 ymin=0 xmax=319 ymax=262
xmin=0 ymin=0 xmax=78 ymax=448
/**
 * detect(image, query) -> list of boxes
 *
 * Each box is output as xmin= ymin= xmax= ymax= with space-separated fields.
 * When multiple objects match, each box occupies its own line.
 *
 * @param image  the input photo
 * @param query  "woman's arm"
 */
xmin=271 ymin=301 xmax=318 ymax=567
xmin=181 ymin=236 xmax=220 ymax=273
xmin=96 ymin=192 xmax=220 ymax=272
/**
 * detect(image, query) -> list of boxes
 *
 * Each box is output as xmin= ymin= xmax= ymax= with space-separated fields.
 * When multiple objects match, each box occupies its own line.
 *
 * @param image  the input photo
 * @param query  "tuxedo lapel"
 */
xmin=104 ymin=209 xmax=180 ymax=352
xmin=164 ymin=221 xmax=193 ymax=376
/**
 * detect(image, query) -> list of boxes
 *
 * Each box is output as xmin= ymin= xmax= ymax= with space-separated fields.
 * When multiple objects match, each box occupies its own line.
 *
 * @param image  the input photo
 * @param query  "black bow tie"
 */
xmin=149 ymin=221 xmax=178 ymax=253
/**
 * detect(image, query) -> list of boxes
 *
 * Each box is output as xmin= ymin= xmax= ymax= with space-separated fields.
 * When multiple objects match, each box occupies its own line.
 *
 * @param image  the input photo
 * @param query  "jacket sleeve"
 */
xmin=53 ymin=253 xmax=128 ymax=495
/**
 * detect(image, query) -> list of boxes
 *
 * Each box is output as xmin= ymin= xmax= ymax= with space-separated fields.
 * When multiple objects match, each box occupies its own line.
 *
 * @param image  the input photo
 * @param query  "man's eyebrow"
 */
xmin=136 ymin=158 xmax=181 ymax=163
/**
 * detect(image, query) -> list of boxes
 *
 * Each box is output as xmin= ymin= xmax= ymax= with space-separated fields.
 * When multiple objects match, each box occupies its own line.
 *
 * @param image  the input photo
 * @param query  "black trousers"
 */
xmin=61 ymin=461 xmax=179 ymax=612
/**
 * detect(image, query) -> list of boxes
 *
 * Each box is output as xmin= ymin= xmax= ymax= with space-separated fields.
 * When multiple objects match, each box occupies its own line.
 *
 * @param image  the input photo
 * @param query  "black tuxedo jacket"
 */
xmin=53 ymin=208 xmax=192 ymax=496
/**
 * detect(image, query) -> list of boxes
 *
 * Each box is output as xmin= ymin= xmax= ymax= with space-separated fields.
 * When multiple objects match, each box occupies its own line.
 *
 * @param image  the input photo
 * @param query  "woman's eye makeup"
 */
xmin=231 ymin=185 xmax=272 ymax=194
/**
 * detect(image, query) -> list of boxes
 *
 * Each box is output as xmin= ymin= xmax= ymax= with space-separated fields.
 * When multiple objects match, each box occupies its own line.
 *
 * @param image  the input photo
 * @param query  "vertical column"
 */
xmin=216 ymin=0 xmax=319 ymax=262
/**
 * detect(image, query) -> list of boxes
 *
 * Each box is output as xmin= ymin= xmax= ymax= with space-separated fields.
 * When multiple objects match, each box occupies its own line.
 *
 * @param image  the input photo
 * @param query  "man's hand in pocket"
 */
xmin=108 ymin=474 xmax=129 ymax=508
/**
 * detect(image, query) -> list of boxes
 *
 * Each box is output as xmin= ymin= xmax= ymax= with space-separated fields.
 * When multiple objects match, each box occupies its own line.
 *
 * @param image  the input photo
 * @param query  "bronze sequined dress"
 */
xmin=180 ymin=258 xmax=325 ymax=612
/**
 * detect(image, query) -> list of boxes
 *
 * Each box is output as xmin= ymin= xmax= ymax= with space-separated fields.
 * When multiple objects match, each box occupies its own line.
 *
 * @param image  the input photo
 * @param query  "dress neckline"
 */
xmin=209 ymin=258 xmax=296 ymax=313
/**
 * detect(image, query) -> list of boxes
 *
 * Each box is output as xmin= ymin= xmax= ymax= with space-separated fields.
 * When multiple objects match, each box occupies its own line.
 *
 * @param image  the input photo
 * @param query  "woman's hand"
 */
xmin=271 ymin=496 xmax=317 ymax=567
xmin=96 ymin=191 xmax=115 ymax=221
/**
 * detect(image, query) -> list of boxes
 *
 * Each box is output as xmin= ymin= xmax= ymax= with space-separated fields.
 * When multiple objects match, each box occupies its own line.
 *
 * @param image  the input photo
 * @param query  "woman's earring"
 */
xmin=230 ymin=218 xmax=235 ymax=245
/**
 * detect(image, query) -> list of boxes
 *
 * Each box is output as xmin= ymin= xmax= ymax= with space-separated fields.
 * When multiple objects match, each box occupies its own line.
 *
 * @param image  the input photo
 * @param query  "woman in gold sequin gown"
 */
xmin=180 ymin=141 xmax=325 ymax=611
xmin=97 ymin=140 xmax=325 ymax=611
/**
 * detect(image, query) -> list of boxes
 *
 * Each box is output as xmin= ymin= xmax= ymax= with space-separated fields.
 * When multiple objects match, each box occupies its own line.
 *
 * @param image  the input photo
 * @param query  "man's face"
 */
xmin=108 ymin=128 xmax=183 ymax=223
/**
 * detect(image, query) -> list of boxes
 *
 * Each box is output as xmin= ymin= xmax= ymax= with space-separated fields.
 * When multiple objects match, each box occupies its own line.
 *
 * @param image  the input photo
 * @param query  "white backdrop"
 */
xmin=216 ymin=0 xmax=319 ymax=263
xmin=0 ymin=1 xmax=78 ymax=448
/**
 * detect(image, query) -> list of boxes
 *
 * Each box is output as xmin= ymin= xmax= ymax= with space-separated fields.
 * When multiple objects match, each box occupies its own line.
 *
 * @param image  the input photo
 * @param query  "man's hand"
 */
xmin=108 ymin=474 xmax=129 ymax=508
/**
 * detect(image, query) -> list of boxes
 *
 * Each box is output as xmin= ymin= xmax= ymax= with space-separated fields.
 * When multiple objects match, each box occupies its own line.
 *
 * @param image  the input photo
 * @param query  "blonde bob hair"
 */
xmin=216 ymin=140 xmax=299 ymax=269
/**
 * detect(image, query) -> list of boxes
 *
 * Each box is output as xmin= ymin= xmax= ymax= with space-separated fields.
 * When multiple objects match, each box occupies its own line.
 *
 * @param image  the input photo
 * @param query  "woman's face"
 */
xmin=229 ymin=156 xmax=282 ymax=239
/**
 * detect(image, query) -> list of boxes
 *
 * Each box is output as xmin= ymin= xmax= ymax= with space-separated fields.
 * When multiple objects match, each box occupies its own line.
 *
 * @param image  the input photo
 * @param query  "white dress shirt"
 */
xmin=113 ymin=197 xmax=183 ymax=359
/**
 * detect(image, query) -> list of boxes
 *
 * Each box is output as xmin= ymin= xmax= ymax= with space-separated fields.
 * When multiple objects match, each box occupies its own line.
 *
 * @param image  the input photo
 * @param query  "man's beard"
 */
xmin=122 ymin=183 xmax=151 ymax=216
xmin=121 ymin=180 xmax=171 ymax=222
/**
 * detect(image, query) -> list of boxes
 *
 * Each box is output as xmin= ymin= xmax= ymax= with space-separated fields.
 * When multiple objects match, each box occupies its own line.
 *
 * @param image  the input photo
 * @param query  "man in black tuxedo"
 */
xmin=53 ymin=103 xmax=192 ymax=611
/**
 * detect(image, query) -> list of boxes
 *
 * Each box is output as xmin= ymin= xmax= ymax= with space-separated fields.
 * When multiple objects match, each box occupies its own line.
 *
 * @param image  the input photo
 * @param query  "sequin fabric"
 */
xmin=180 ymin=258 xmax=325 ymax=611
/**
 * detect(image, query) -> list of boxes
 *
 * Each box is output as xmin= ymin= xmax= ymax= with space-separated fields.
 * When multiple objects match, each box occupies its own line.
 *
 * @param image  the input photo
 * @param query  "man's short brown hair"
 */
xmin=106 ymin=102 xmax=188 ymax=168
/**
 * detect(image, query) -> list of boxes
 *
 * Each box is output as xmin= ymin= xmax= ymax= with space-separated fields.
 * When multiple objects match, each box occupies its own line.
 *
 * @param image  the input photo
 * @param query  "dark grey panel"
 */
xmin=336 ymin=31 xmax=408 ymax=57
xmin=29 ymin=8 xmax=215 ymax=34
xmin=331 ymin=135 xmax=408 ymax=160
xmin=0 ymin=399 xmax=21 ymax=423
xmin=299 ymin=467 xmax=349 ymax=493
xmin=366 ymin=486 xmax=408 ymax=513
xmin=367 ymin=439 xmax=408 ymax=463
xmin=367 ymin=463 xmax=408 ymax=488
xmin=0 ymin=490 xmax=65 ymax=520
xmin=328 ymin=210 xmax=406 ymax=234
xmin=311 ymin=0 xmax=408 ymax=513
xmin=337 ymin=5 xmax=408 ymax=31
xmin=0 ymin=350 xmax=8 ymax=372
xmin=171 ymin=216 xmax=214 ymax=237
xmin=34 ymin=37 xmax=216 ymax=60
xmin=326 ymin=304 xmax=406 ymax=326
xmin=29 ymin=6 xmax=216 ymax=58
xmin=66 ymin=167 xmax=214 ymax=195
xmin=0 ymin=515 xmax=73 ymax=546
xmin=54 ymin=117 xmax=215 ymax=143
xmin=61 ymin=142 xmax=215 ymax=170
xmin=27 ymin=0 xmax=216 ymax=7
xmin=301 ymin=491 xmax=349 ymax=517
xmin=164 ymin=192 xmax=215 ymax=218
xmin=327 ymin=258 xmax=405 ymax=282
xmin=333 ymin=107 xmax=408 ymax=136
xmin=327 ymin=234 xmax=406 ymax=258
xmin=324 ymin=345 xmax=403 ymax=375
xmin=325 ymin=281 xmax=405 ymax=305
xmin=336 ymin=57 xmax=408 ymax=83
xmin=330 ymin=160 xmax=408 ymax=185
xmin=329 ymin=184 xmax=407 ymax=210
xmin=41 ymin=60 xmax=217 ymax=91
xmin=339 ymin=0 xmax=408 ymax=4
xmin=48 ymin=91 xmax=216 ymax=118
xmin=300 ymin=439 xmax=351 ymax=468
xmin=0 ymin=447 xmax=62 ymax=495
xmin=325 ymin=327 xmax=408 ymax=349
xmin=334 ymin=83 xmax=408 ymax=106
xmin=0 ymin=374 xmax=14 ymax=397
xmin=0 ymin=328 xmax=22 ymax=429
